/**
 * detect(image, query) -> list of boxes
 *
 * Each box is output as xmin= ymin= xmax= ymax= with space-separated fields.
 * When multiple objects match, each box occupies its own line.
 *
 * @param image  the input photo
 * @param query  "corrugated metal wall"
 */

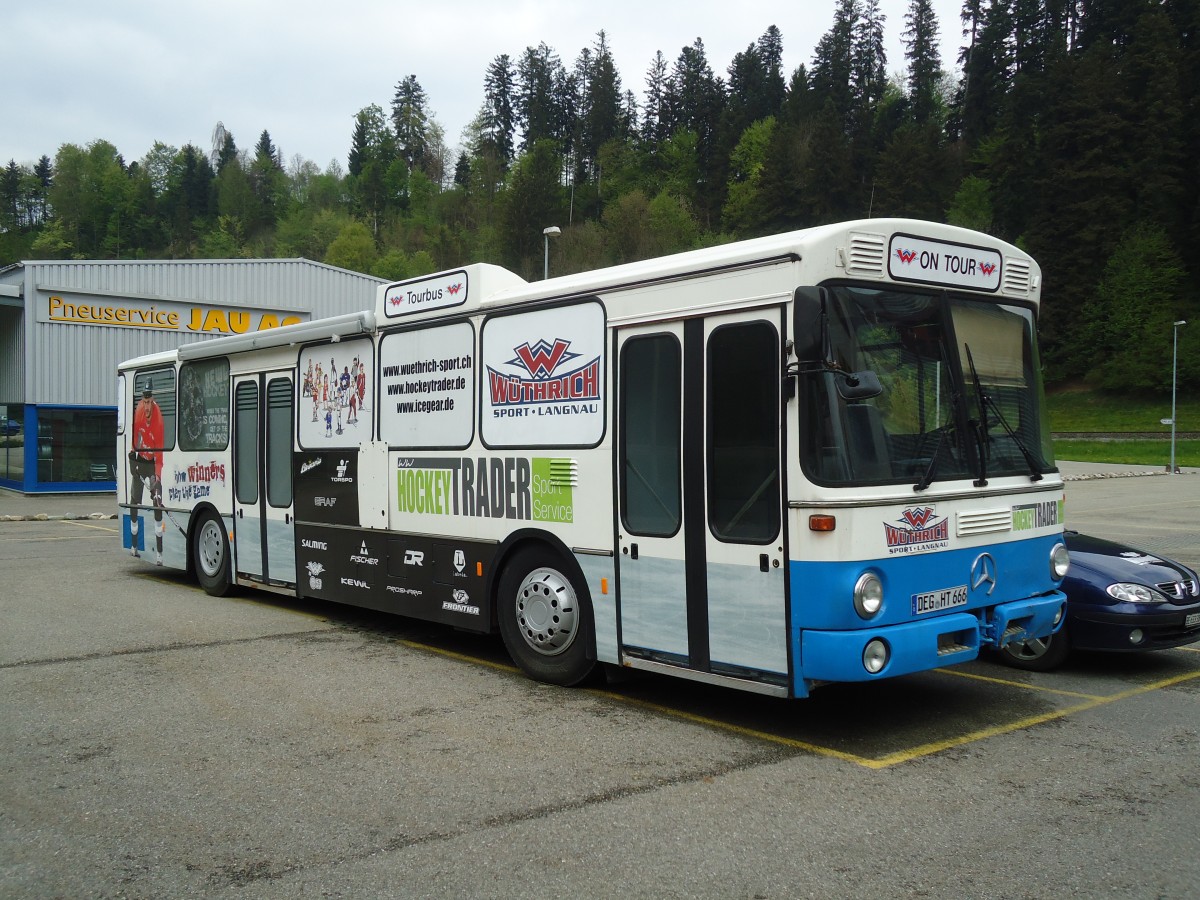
xmin=0 ymin=307 xmax=23 ymax=402
xmin=22 ymin=259 xmax=384 ymax=406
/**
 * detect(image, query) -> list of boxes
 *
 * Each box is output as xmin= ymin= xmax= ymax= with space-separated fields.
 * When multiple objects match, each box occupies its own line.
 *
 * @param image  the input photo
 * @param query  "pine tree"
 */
xmin=1123 ymin=4 xmax=1187 ymax=232
xmin=641 ymin=51 xmax=671 ymax=147
xmin=32 ymin=155 xmax=53 ymax=225
xmin=664 ymin=38 xmax=726 ymax=222
xmin=249 ymin=130 xmax=285 ymax=232
xmin=1 ymin=161 xmax=22 ymax=231
xmin=809 ymin=0 xmax=857 ymax=129
xmin=580 ymin=31 xmax=623 ymax=176
xmin=955 ymin=0 xmax=1014 ymax=149
xmin=516 ymin=43 xmax=566 ymax=150
xmin=347 ymin=114 xmax=369 ymax=178
xmin=482 ymin=55 xmax=516 ymax=167
xmin=903 ymin=0 xmax=944 ymax=125
xmin=391 ymin=75 xmax=431 ymax=174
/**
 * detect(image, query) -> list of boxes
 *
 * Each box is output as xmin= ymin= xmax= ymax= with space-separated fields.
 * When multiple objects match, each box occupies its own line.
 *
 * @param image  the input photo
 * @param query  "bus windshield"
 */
xmin=800 ymin=285 xmax=1054 ymax=488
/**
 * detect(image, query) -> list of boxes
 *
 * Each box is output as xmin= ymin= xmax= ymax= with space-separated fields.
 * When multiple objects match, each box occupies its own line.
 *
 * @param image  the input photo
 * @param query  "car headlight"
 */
xmin=1106 ymin=582 xmax=1167 ymax=604
xmin=853 ymin=572 xmax=883 ymax=619
xmin=1050 ymin=542 xmax=1070 ymax=580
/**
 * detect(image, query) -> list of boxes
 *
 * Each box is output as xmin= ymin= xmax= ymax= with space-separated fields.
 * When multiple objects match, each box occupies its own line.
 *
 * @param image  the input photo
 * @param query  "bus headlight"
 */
xmin=863 ymin=638 xmax=889 ymax=674
xmin=853 ymin=572 xmax=884 ymax=619
xmin=1050 ymin=542 xmax=1070 ymax=580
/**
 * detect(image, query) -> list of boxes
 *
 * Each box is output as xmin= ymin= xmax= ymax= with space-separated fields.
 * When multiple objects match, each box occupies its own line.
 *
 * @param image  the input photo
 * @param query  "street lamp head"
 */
xmin=1174 ymin=320 xmax=1186 ymax=327
xmin=543 ymin=226 xmax=561 ymax=237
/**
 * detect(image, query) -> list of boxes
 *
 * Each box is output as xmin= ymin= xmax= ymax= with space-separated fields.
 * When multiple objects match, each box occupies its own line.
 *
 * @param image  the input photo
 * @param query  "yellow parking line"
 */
xmin=59 ymin=519 xmax=118 ymax=532
xmin=0 ymin=533 xmax=108 ymax=543
xmin=398 ymin=639 xmax=881 ymax=766
xmin=869 ymin=669 xmax=1200 ymax=769
xmin=588 ymin=691 xmax=875 ymax=766
xmin=397 ymin=637 xmax=1200 ymax=770
xmin=398 ymin=639 xmax=522 ymax=675
xmin=935 ymin=667 xmax=1105 ymax=700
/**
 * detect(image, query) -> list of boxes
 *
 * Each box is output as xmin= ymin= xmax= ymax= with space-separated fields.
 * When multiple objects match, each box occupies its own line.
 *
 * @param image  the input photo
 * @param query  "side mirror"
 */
xmin=835 ymin=370 xmax=882 ymax=400
xmin=792 ymin=286 xmax=826 ymax=360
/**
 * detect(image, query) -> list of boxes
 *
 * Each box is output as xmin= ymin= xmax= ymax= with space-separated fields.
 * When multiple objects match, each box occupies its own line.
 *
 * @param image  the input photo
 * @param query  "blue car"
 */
xmin=999 ymin=531 xmax=1200 ymax=671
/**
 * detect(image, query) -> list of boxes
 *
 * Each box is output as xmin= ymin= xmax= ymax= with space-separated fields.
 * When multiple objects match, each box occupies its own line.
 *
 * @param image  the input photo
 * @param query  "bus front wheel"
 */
xmin=193 ymin=511 xmax=232 ymax=597
xmin=497 ymin=548 xmax=594 ymax=686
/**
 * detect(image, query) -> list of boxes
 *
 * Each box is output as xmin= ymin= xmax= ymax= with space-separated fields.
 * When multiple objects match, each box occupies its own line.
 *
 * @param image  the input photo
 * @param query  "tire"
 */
xmin=496 ymin=547 xmax=594 ymax=686
xmin=997 ymin=626 xmax=1070 ymax=672
xmin=193 ymin=511 xmax=232 ymax=597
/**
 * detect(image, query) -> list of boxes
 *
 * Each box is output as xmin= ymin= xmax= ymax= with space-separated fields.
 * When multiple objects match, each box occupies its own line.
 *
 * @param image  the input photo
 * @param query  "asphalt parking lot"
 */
xmin=2 ymin=469 xmax=1198 ymax=898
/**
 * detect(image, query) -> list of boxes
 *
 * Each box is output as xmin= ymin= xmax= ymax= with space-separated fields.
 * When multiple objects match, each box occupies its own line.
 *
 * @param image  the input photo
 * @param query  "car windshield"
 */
xmin=800 ymin=285 xmax=1055 ymax=487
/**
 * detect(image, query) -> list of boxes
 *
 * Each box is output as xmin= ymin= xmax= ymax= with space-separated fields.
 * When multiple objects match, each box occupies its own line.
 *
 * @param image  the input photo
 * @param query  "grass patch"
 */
xmin=1053 ymin=439 xmax=1200 ymax=468
xmin=1046 ymin=386 xmax=1200 ymax=433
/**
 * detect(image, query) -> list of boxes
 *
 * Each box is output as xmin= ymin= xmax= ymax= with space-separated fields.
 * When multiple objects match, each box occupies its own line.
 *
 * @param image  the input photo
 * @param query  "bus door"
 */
xmin=616 ymin=311 xmax=788 ymax=681
xmin=232 ymin=372 xmax=296 ymax=586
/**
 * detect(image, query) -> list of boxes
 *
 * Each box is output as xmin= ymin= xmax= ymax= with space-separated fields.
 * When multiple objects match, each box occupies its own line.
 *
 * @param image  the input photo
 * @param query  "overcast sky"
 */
xmin=6 ymin=0 xmax=965 ymax=172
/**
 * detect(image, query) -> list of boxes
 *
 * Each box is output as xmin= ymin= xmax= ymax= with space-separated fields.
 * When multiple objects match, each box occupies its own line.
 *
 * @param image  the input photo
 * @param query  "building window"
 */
xmin=0 ymin=404 xmax=25 ymax=484
xmin=36 ymin=407 xmax=118 ymax=484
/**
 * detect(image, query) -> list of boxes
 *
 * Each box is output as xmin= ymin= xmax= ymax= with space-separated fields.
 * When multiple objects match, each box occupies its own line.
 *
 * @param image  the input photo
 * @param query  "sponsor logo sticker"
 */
xmin=885 ymin=506 xmax=949 ymax=555
xmin=442 ymin=588 xmax=480 ymax=616
xmin=1012 ymin=499 xmax=1063 ymax=531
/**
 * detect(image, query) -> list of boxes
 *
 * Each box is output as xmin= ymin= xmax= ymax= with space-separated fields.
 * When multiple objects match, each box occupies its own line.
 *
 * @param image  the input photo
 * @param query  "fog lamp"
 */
xmin=1129 ymin=628 xmax=1145 ymax=646
xmin=863 ymin=638 xmax=889 ymax=674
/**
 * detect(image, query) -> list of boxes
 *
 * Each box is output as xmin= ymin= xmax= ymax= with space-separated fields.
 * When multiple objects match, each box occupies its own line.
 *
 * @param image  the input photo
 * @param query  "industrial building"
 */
xmin=0 ymin=259 xmax=385 ymax=493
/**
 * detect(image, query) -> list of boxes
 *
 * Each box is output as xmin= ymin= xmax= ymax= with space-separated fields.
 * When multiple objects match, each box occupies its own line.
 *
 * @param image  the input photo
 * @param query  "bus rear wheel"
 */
xmin=497 ymin=548 xmax=594 ymax=686
xmin=193 ymin=511 xmax=232 ymax=597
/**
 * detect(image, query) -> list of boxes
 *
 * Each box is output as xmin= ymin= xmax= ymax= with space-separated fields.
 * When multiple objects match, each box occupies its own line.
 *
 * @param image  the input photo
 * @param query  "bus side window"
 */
xmin=707 ymin=322 xmax=780 ymax=543
xmin=620 ymin=334 xmax=682 ymax=537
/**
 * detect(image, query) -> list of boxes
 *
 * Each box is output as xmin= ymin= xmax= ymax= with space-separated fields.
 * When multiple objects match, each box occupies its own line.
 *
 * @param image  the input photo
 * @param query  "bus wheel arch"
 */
xmin=190 ymin=504 xmax=232 ymax=597
xmin=492 ymin=534 xmax=596 ymax=686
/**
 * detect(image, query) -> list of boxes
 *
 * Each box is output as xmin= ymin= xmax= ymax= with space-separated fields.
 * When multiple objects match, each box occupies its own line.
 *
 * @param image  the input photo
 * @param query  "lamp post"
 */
xmin=543 ymin=226 xmax=561 ymax=280
xmin=1171 ymin=320 xmax=1186 ymax=474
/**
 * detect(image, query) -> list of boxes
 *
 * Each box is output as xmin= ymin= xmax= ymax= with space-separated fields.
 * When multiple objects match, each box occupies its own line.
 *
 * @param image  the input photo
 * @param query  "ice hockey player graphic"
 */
xmin=128 ymin=383 xmax=166 ymax=565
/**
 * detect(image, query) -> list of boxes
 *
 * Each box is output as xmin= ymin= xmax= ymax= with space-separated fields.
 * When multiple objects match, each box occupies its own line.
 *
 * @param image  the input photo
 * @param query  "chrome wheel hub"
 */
xmin=197 ymin=519 xmax=225 ymax=577
xmin=514 ymin=568 xmax=578 ymax=657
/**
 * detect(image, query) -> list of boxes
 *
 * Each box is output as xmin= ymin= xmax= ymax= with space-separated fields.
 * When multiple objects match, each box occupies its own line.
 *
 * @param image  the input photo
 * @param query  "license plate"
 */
xmin=1186 ymin=612 xmax=1200 ymax=628
xmin=912 ymin=585 xmax=968 ymax=615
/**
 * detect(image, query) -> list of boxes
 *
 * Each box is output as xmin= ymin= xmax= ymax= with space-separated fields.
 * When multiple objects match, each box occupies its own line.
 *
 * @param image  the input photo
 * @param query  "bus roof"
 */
xmin=375 ymin=218 xmax=1039 ymax=324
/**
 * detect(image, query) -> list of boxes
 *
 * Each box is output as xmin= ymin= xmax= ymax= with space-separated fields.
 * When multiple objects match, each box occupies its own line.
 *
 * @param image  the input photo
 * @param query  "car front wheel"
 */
xmin=997 ymin=626 xmax=1070 ymax=671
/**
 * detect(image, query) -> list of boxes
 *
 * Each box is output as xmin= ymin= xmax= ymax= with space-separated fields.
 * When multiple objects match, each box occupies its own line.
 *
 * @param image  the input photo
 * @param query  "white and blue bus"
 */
xmin=117 ymin=218 xmax=1069 ymax=697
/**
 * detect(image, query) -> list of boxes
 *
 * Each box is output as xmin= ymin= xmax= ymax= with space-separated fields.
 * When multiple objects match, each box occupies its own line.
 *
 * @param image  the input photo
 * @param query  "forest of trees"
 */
xmin=1 ymin=0 xmax=1197 ymax=391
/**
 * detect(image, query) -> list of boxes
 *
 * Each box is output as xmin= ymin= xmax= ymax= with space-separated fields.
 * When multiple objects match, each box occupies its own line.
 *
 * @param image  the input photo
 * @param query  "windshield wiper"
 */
xmin=963 ymin=344 xmax=990 ymax=487
xmin=963 ymin=343 xmax=1044 ymax=483
xmin=913 ymin=425 xmax=950 ymax=492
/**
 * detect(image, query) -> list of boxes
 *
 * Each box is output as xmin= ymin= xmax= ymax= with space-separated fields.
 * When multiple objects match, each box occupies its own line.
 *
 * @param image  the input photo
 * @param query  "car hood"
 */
xmin=1064 ymin=532 xmax=1199 ymax=587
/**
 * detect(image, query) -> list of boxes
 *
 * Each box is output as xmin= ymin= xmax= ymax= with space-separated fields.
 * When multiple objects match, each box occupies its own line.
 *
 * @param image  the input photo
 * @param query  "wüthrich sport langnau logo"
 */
xmin=487 ymin=338 xmax=600 ymax=417
xmin=884 ymin=506 xmax=949 ymax=554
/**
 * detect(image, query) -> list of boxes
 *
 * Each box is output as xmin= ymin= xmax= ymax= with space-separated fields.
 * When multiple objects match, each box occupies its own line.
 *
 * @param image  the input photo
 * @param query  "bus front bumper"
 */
xmin=798 ymin=591 xmax=1068 ymax=686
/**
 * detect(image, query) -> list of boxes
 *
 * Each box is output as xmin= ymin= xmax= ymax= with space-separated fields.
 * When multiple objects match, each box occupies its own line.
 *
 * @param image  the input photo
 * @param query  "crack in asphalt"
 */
xmin=0 ymin=628 xmax=338 ymax=670
xmin=204 ymin=744 xmax=795 ymax=889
